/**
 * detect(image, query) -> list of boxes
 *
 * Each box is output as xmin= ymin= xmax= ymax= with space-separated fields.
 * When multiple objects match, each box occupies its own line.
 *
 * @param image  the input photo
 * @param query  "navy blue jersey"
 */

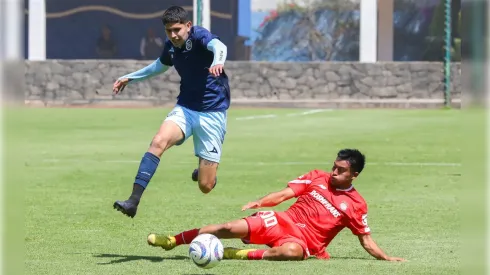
xmin=159 ymin=26 xmax=230 ymax=112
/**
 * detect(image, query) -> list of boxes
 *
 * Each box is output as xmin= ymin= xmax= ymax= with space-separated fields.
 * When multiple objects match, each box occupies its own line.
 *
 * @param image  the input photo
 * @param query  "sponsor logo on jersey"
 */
xmin=167 ymin=111 xmax=177 ymax=117
xmin=309 ymin=190 xmax=341 ymax=218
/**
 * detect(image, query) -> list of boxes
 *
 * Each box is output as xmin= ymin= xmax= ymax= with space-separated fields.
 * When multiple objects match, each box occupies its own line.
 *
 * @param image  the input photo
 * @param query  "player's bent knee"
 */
xmin=212 ymin=222 xmax=234 ymax=235
xmin=197 ymin=158 xmax=218 ymax=193
xmin=198 ymin=180 xmax=214 ymax=194
xmin=280 ymin=243 xmax=304 ymax=261
xmin=221 ymin=222 xmax=234 ymax=232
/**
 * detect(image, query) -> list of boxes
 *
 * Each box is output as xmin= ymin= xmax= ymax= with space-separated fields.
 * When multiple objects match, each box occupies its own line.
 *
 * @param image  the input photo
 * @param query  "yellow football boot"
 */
xmin=147 ymin=233 xmax=177 ymax=251
xmin=223 ymin=247 xmax=257 ymax=260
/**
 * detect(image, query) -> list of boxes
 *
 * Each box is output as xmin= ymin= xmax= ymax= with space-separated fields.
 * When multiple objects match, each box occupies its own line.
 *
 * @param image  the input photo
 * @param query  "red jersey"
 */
xmin=285 ymin=170 xmax=370 ymax=259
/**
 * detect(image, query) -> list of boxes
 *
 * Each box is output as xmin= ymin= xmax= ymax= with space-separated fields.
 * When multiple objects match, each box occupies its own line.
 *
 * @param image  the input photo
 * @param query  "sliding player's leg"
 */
xmin=224 ymin=242 xmax=305 ymax=261
xmin=223 ymin=211 xmax=308 ymax=261
xmin=190 ymin=109 xmax=227 ymax=193
xmin=147 ymin=210 xmax=308 ymax=261
xmin=147 ymin=218 xmax=249 ymax=250
xmin=113 ymin=105 xmax=192 ymax=218
xmin=261 ymin=242 xmax=306 ymax=261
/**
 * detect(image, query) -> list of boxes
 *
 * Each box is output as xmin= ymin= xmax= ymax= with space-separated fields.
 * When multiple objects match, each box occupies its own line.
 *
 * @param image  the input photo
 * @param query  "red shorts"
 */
xmin=241 ymin=211 xmax=310 ymax=259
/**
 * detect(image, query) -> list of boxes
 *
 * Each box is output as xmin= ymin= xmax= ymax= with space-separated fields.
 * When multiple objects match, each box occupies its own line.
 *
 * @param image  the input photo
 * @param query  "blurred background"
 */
xmin=22 ymin=0 xmax=461 ymax=62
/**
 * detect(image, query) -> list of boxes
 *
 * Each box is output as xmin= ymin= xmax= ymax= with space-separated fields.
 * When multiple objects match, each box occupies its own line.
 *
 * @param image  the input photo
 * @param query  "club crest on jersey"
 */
xmin=339 ymin=202 xmax=348 ymax=211
xmin=185 ymin=39 xmax=192 ymax=51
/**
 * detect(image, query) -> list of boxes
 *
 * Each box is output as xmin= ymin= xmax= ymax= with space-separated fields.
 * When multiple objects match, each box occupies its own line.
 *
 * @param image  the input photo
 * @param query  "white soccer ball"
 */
xmin=188 ymin=233 xmax=224 ymax=269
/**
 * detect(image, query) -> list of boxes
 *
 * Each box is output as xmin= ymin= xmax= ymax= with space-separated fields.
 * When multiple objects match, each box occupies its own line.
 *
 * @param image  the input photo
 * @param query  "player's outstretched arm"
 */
xmin=358 ymin=234 xmax=406 ymax=262
xmin=242 ymin=187 xmax=296 ymax=211
xmin=113 ymin=58 xmax=169 ymax=95
xmin=206 ymin=38 xmax=227 ymax=77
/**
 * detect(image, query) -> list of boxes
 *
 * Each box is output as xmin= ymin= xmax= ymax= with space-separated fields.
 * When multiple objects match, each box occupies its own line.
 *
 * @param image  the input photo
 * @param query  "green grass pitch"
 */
xmin=17 ymin=108 xmax=459 ymax=274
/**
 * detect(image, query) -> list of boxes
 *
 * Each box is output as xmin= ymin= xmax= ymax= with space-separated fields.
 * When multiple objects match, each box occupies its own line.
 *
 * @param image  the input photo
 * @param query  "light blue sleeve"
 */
xmin=119 ymin=58 xmax=169 ymax=84
xmin=206 ymin=38 xmax=227 ymax=67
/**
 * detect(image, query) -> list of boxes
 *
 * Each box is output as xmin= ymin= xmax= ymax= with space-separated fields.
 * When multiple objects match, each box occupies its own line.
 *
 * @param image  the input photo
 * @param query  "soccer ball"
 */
xmin=189 ymin=233 xmax=224 ymax=269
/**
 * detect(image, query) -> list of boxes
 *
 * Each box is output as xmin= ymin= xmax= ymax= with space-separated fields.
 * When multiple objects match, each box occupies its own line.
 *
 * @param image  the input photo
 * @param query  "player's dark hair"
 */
xmin=161 ymin=6 xmax=189 ymax=25
xmin=337 ymin=149 xmax=366 ymax=174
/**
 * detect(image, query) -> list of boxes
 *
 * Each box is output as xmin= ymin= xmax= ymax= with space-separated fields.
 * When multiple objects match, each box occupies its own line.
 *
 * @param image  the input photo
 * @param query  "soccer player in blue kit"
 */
xmin=112 ymin=6 xmax=230 ymax=218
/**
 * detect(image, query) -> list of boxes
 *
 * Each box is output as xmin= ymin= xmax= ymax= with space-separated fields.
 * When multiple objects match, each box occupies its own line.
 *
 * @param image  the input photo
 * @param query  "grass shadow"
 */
xmin=93 ymin=253 xmax=188 ymax=265
xmin=330 ymin=256 xmax=375 ymax=261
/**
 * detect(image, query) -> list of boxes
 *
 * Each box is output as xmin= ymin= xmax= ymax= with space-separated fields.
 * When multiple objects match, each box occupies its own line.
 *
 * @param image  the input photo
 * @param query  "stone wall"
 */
xmin=25 ymin=61 xmax=461 ymax=108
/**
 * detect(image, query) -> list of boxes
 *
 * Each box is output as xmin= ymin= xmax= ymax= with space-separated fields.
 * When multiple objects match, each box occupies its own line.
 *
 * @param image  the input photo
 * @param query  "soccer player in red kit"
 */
xmin=147 ymin=149 xmax=406 ymax=262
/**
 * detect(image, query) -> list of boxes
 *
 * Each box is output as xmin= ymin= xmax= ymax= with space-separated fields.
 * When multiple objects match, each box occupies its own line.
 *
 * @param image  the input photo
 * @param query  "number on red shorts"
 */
xmin=258 ymin=211 xmax=278 ymax=228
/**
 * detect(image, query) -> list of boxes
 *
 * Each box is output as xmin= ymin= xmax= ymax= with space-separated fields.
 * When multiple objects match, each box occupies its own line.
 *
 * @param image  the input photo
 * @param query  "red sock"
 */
xmin=174 ymin=228 xmax=200 ymax=245
xmin=247 ymin=249 xmax=266 ymax=260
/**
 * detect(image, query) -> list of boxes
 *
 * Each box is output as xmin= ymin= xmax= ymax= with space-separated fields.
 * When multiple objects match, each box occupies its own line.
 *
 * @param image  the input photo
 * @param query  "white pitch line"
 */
xmin=235 ymin=109 xmax=332 ymax=120
xmin=286 ymin=109 xmax=333 ymax=117
xmin=43 ymin=159 xmax=61 ymax=162
xmin=383 ymin=162 xmax=461 ymax=167
xmin=43 ymin=159 xmax=461 ymax=167
xmin=235 ymin=114 xmax=277 ymax=120
xmin=105 ymin=160 xmax=140 ymax=163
